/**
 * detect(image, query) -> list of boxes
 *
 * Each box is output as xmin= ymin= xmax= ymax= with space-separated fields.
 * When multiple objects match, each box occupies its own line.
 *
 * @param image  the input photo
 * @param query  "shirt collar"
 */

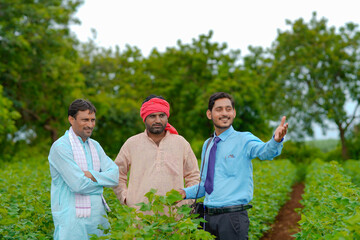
xmin=214 ymin=125 xmax=235 ymax=142
xmin=144 ymin=129 xmax=170 ymax=142
xmin=65 ymin=130 xmax=88 ymax=143
xmin=77 ymin=135 xmax=88 ymax=143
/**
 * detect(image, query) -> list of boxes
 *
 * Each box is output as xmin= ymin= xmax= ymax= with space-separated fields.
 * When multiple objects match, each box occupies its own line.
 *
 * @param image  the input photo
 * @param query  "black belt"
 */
xmin=205 ymin=204 xmax=252 ymax=215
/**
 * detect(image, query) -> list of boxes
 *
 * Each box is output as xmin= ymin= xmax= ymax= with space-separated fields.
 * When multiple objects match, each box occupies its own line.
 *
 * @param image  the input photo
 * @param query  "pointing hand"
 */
xmin=274 ymin=116 xmax=288 ymax=142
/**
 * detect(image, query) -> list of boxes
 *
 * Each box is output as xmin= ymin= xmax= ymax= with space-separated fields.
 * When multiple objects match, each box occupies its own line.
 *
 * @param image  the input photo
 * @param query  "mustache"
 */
xmin=152 ymin=124 xmax=163 ymax=127
xmin=84 ymin=127 xmax=93 ymax=130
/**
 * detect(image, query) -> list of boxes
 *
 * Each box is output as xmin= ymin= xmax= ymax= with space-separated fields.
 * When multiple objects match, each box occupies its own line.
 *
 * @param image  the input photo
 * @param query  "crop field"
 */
xmin=2 ymin=1 xmax=360 ymax=238
xmin=1 ymin=156 xmax=359 ymax=239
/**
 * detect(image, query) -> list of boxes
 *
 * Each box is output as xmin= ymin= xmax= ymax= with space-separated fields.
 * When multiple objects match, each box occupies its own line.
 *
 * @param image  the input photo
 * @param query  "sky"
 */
xmin=71 ymin=0 xmax=360 ymax=139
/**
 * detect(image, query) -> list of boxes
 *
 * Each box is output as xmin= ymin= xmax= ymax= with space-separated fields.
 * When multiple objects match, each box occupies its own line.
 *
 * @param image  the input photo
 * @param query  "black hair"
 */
xmin=208 ymin=92 xmax=235 ymax=110
xmin=68 ymin=99 xmax=96 ymax=118
xmin=142 ymin=94 xmax=166 ymax=105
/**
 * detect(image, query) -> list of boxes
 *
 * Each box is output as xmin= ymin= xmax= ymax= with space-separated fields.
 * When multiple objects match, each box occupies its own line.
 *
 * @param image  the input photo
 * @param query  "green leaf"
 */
xmin=136 ymin=202 xmax=152 ymax=212
xmin=165 ymin=189 xmax=183 ymax=205
xmin=145 ymin=188 xmax=157 ymax=203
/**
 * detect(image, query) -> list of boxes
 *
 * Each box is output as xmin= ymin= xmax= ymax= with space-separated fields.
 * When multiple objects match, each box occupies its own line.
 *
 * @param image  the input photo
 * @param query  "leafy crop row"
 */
xmin=295 ymin=159 xmax=360 ymax=239
xmin=0 ymin=158 xmax=53 ymax=240
xmin=343 ymin=159 xmax=360 ymax=187
xmin=96 ymin=159 xmax=297 ymax=239
xmin=249 ymin=159 xmax=297 ymax=239
xmin=93 ymin=189 xmax=213 ymax=240
xmin=0 ymin=157 xmax=296 ymax=239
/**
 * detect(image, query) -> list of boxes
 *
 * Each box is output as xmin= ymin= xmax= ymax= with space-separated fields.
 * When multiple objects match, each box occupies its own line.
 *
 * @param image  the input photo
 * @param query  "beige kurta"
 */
xmin=113 ymin=130 xmax=200 ymax=209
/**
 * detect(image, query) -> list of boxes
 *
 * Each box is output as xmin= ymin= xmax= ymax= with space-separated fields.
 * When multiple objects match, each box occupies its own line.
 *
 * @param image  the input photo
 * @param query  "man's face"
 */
xmin=145 ymin=112 xmax=168 ymax=134
xmin=68 ymin=110 xmax=96 ymax=142
xmin=207 ymin=98 xmax=236 ymax=130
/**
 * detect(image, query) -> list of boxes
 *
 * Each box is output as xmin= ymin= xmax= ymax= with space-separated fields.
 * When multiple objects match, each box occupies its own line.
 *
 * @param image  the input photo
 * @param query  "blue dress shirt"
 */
xmin=184 ymin=126 xmax=283 ymax=208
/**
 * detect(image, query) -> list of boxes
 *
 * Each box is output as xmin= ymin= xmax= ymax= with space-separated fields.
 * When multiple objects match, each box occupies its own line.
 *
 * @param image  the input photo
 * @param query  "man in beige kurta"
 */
xmin=113 ymin=95 xmax=200 ymax=209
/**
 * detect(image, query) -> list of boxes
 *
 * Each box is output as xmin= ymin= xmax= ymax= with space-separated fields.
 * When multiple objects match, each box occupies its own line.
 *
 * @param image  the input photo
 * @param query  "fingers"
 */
xmin=279 ymin=116 xmax=286 ymax=127
xmin=274 ymin=116 xmax=288 ymax=142
xmin=177 ymin=189 xmax=186 ymax=199
xmin=284 ymin=122 xmax=288 ymax=131
xmin=281 ymin=124 xmax=288 ymax=136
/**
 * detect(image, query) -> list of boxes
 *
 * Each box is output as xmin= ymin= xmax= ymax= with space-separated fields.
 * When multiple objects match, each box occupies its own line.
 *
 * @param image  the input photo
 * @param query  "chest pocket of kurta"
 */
xmin=219 ymin=154 xmax=238 ymax=177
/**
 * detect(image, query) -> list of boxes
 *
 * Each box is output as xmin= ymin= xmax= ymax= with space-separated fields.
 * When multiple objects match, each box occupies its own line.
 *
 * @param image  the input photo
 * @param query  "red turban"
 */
xmin=140 ymin=98 xmax=178 ymax=135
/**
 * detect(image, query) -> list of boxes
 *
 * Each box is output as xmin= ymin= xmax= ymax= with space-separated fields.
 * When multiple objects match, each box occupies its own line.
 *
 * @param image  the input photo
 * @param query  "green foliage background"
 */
xmin=0 ymin=154 xmax=298 ymax=239
xmin=1 ymin=1 xmax=359 ymax=160
xmin=1 ymin=1 xmax=360 ymax=239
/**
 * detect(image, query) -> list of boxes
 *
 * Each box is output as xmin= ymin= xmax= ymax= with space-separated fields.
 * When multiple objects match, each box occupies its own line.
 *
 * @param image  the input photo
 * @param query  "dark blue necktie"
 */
xmin=204 ymin=137 xmax=221 ymax=195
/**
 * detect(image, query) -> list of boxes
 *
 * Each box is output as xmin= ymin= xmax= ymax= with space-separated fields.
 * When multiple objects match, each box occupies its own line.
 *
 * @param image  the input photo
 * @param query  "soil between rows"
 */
xmin=260 ymin=182 xmax=305 ymax=240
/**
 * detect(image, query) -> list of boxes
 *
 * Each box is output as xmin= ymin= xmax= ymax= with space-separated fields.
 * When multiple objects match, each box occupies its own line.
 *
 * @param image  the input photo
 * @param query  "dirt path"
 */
xmin=260 ymin=182 xmax=305 ymax=240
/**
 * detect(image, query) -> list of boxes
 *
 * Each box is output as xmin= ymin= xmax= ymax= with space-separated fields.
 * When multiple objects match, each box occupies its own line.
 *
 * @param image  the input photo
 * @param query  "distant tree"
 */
xmin=79 ymin=32 xmax=271 ymax=157
xmin=347 ymin=123 xmax=360 ymax=159
xmin=0 ymin=85 xmax=21 ymax=153
xmin=266 ymin=12 xmax=360 ymax=159
xmin=0 ymin=0 xmax=84 ymax=143
xmin=145 ymin=31 xmax=271 ymax=144
xmin=79 ymin=40 xmax=149 ymax=156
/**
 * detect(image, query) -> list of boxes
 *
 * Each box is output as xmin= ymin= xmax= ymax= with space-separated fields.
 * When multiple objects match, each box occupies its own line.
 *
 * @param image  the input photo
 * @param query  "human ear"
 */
xmin=206 ymin=109 xmax=212 ymax=120
xmin=68 ymin=115 xmax=74 ymax=126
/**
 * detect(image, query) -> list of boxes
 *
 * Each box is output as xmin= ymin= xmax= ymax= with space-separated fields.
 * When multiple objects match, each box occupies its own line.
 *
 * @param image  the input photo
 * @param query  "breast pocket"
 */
xmin=220 ymin=154 xmax=238 ymax=177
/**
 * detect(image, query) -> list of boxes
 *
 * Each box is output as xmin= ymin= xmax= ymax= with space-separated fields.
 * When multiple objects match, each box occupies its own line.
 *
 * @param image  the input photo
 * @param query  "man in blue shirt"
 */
xmin=178 ymin=92 xmax=288 ymax=239
xmin=48 ymin=99 xmax=119 ymax=240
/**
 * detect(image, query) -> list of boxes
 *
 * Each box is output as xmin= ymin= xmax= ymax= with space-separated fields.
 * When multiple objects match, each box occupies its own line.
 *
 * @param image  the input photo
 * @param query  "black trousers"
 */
xmin=204 ymin=210 xmax=249 ymax=240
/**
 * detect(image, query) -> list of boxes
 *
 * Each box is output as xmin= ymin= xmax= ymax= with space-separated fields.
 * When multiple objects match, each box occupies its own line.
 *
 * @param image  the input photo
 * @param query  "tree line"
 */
xmin=1 ymin=0 xmax=360 ymax=160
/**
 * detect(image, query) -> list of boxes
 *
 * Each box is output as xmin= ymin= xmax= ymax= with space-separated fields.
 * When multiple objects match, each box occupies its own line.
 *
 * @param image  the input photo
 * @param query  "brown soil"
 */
xmin=260 ymin=182 xmax=305 ymax=240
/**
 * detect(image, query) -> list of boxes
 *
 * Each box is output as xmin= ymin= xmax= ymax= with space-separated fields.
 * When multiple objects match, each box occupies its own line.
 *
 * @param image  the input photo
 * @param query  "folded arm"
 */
xmin=89 ymin=141 xmax=119 ymax=187
xmin=49 ymin=144 xmax=102 ymax=195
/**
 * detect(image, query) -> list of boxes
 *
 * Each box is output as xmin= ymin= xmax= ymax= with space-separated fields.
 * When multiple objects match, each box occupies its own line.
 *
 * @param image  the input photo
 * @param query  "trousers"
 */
xmin=204 ymin=210 xmax=249 ymax=240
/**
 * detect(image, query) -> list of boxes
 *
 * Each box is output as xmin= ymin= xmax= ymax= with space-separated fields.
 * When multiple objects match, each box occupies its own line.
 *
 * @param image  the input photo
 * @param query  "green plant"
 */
xmin=295 ymin=159 xmax=360 ymax=239
xmin=101 ymin=159 xmax=297 ymax=240
xmin=0 ymin=154 xmax=300 ymax=239
xmin=343 ymin=159 xmax=360 ymax=187
xmin=91 ymin=189 xmax=213 ymax=240
xmin=249 ymin=159 xmax=298 ymax=239
xmin=0 ymin=158 xmax=53 ymax=239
